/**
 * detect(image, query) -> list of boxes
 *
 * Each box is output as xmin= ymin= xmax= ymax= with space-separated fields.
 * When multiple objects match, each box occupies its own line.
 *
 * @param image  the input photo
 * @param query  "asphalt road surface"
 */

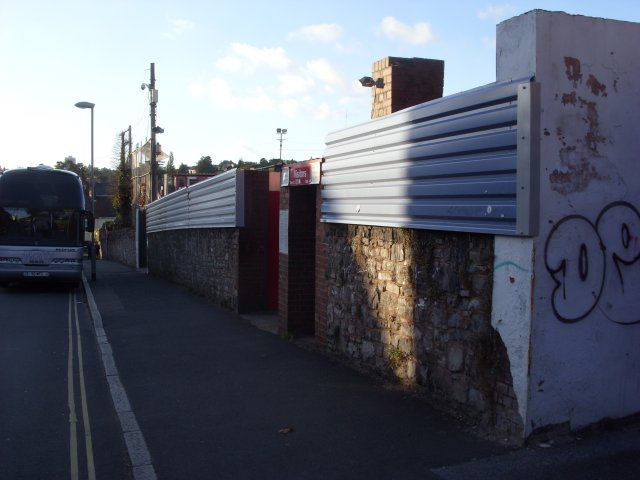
xmin=0 ymin=283 xmax=130 ymax=480
xmin=4 ymin=263 xmax=639 ymax=480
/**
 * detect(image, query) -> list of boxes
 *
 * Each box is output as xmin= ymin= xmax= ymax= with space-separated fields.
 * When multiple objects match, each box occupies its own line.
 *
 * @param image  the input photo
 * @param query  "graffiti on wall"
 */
xmin=544 ymin=201 xmax=640 ymax=325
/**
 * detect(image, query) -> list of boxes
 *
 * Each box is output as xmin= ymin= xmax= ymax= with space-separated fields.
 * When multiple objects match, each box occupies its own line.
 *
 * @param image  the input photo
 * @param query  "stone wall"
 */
xmin=99 ymin=227 xmax=136 ymax=268
xmin=147 ymin=228 xmax=240 ymax=311
xmin=322 ymin=224 xmax=522 ymax=437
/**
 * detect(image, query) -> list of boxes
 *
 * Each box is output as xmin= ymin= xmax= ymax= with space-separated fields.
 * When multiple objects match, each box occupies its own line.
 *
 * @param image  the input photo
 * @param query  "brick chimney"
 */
xmin=369 ymin=57 xmax=444 ymax=119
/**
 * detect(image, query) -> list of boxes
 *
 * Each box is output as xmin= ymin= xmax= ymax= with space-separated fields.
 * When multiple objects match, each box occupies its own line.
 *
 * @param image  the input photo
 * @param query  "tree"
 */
xmin=177 ymin=163 xmax=190 ymax=174
xmin=95 ymin=167 xmax=115 ymax=185
xmin=218 ymin=160 xmax=236 ymax=171
xmin=196 ymin=156 xmax=218 ymax=174
xmin=237 ymin=159 xmax=258 ymax=170
xmin=55 ymin=158 xmax=90 ymax=205
xmin=111 ymin=133 xmax=132 ymax=226
xmin=162 ymin=153 xmax=177 ymax=195
xmin=165 ymin=152 xmax=176 ymax=175
xmin=112 ymin=162 xmax=132 ymax=226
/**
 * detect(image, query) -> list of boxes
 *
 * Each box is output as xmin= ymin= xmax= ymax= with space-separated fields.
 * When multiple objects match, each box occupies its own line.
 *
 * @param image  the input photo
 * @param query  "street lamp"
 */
xmin=276 ymin=128 xmax=287 ymax=161
xmin=75 ymin=101 xmax=96 ymax=280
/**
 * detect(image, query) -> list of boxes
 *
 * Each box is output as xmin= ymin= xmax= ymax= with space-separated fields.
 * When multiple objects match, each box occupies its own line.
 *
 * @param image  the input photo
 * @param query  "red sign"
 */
xmin=289 ymin=164 xmax=312 ymax=185
xmin=281 ymin=160 xmax=321 ymax=186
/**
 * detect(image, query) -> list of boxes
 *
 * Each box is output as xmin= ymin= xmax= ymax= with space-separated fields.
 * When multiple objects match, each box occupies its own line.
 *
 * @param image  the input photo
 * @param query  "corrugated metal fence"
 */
xmin=146 ymin=169 xmax=244 ymax=233
xmin=321 ymin=76 xmax=539 ymax=236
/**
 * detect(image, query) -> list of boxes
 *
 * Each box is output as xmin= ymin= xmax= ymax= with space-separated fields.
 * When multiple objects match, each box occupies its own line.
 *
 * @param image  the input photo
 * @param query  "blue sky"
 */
xmin=1 ymin=1 xmax=639 ymax=172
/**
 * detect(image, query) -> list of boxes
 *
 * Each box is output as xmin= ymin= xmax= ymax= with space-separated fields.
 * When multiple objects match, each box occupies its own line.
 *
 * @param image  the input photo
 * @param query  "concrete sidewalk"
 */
xmin=83 ymin=260 xmax=640 ymax=480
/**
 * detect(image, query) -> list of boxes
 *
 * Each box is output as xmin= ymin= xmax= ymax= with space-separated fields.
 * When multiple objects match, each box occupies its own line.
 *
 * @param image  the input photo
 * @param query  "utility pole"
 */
xmin=120 ymin=126 xmax=133 ymax=170
xmin=127 ymin=125 xmax=132 ymax=165
xmin=120 ymin=130 xmax=126 ymax=169
xmin=117 ymin=126 xmax=133 ymax=227
xmin=149 ymin=63 xmax=158 ymax=202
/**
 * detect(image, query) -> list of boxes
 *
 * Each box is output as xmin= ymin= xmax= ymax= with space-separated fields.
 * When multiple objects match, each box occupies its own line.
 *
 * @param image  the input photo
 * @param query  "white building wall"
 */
xmin=494 ymin=10 xmax=640 ymax=436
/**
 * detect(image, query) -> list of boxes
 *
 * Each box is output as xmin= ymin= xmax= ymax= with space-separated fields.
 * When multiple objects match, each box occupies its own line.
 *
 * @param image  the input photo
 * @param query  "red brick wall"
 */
xmin=278 ymin=188 xmax=290 ymax=333
xmin=371 ymin=57 xmax=444 ymax=118
xmin=315 ymin=185 xmax=328 ymax=345
xmin=279 ymin=184 xmax=318 ymax=336
xmin=237 ymin=170 xmax=270 ymax=313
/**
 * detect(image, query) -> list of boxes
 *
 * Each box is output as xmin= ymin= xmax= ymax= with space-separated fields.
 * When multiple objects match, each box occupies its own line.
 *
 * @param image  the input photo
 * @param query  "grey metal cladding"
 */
xmin=146 ymin=169 xmax=240 ymax=232
xmin=321 ymin=76 xmax=538 ymax=236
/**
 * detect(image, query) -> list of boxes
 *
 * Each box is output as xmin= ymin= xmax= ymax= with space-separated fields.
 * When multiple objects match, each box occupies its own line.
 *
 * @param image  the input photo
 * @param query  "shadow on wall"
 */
xmin=99 ymin=226 xmax=137 ymax=268
xmin=323 ymin=224 xmax=522 ymax=437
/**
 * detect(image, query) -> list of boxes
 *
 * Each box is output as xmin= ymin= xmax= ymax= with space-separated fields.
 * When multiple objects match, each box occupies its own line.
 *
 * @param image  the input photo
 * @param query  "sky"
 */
xmin=1 ymin=1 xmax=639 ymax=172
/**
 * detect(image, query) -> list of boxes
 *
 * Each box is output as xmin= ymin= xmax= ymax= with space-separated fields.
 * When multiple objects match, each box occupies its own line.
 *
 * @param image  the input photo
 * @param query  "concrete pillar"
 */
xmin=493 ymin=10 xmax=640 ymax=437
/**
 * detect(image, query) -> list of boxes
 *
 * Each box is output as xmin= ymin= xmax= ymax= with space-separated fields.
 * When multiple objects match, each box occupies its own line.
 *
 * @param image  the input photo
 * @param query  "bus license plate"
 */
xmin=24 ymin=272 xmax=50 ymax=277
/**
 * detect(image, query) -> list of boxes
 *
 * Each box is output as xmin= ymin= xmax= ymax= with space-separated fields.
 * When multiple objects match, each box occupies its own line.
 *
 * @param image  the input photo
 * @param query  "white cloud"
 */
xmin=477 ymin=4 xmax=517 ymax=21
xmin=279 ymin=98 xmax=303 ymax=117
xmin=215 ymin=56 xmax=243 ymax=72
xmin=290 ymin=23 xmax=344 ymax=43
xmin=188 ymin=82 xmax=205 ymax=98
xmin=194 ymin=78 xmax=275 ymax=113
xmin=219 ymin=141 xmax=262 ymax=160
xmin=278 ymin=74 xmax=314 ymax=96
xmin=277 ymin=97 xmax=339 ymax=121
xmin=313 ymin=103 xmax=332 ymax=120
xmin=206 ymin=78 xmax=235 ymax=109
xmin=223 ymin=43 xmax=292 ymax=72
xmin=163 ymin=19 xmax=194 ymax=39
xmin=199 ymin=44 xmax=353 ymax=120
xmin=237 ymin=88 xmax=274 ymax=112
xmin=379 ymin=16 xmax=435 ymax=45
xmin=306 ymin=58 xmax=344 ymax=87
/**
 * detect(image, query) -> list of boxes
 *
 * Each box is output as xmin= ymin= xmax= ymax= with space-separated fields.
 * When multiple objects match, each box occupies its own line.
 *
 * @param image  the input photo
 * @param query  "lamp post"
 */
xmin=75 ymin=101 xmax=96 ymax=280
xmin=276 ymin=128 xmax=287 ymax=161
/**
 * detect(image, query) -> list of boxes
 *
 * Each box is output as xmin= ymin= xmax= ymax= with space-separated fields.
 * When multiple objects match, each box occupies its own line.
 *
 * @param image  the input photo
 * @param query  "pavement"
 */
xmin=83 ymin=259 xmax=640 ymax=480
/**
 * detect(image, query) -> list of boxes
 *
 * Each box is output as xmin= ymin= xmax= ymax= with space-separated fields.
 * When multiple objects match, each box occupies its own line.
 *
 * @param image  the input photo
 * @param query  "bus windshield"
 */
xmin=0 ymin=207 xmax=82 ymax=246
xmin=0 ymin=167 xmax=85 ymax=209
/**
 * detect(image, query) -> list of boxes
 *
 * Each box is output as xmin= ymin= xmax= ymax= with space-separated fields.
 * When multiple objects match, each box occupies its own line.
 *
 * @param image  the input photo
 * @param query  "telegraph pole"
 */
xmin=127 ymin=125 xmax=132 ymax=163
xmin=149 ymin=63 xmax=158 ymax=201
xmin=120 ymin=130 xmax=126 ymax=170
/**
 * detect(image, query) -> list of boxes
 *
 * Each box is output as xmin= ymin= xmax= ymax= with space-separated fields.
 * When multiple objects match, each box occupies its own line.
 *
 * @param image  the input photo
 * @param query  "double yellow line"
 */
xmin=67 ymin=291 xmax=96 ymax=480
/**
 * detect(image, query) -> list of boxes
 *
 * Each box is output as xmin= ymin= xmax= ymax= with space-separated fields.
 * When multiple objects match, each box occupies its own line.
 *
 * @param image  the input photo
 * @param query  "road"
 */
xmin=3 ymin=266 xmax=639 ymax=480
xmin=0 ymin=283 xmax=130 ymax=480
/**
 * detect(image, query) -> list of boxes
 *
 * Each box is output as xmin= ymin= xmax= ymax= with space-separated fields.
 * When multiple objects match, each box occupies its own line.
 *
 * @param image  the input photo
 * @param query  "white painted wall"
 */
xmin=494 ymin=10 xmax=640 ymax=437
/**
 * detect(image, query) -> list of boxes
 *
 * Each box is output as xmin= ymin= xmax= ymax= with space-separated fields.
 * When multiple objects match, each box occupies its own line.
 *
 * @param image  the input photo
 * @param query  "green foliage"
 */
xmin=109 ymin=134 xmax=132 ymax=227
xmin=165 ymin=152 xmax=176 ymax=174
xmin=55 ymin=158 xmax=90 ymax=205
xmin=180 ymin=156 xmax=292 ymax=176
xmin=388 ymin=347 xmax=409 ymax=368
xmin=94 ymin=167 xmax=115 ymax=184
xmin=196 ymin=156 xmax=218 ymax=174
xmin=237 ymin=159 xmax=258 ymax=170
xmin=112 ymin=159 xmax=132 ymax=226
xmin=218 ymin=159 xmax=236 ymax=171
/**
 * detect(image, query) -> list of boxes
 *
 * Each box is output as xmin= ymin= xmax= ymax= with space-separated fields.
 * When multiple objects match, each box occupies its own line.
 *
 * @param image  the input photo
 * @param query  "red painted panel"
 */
xmin=267 ymin=190 xmax=280 ymax=311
